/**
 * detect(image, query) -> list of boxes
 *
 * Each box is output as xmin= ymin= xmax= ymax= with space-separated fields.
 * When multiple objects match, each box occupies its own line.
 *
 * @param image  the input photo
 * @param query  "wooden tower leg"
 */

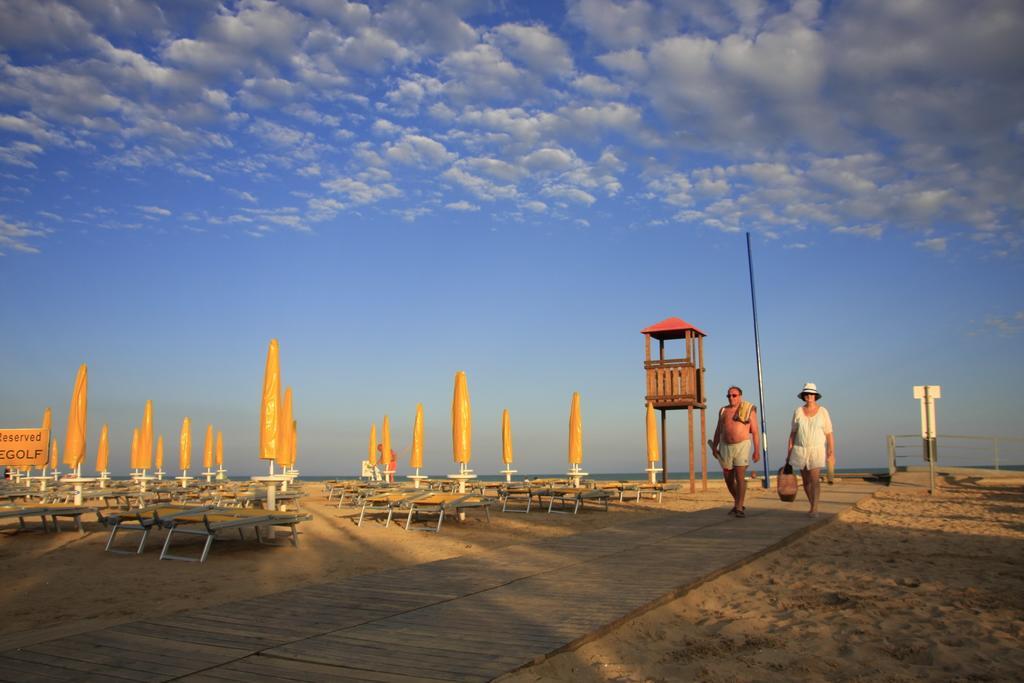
xmin=700 ymin=408 xmax=707 ymax=492
xmin=687 ymin=406 xmax=695 ymax=494
xmin=660 ymin=409 xmax=668 ymax=484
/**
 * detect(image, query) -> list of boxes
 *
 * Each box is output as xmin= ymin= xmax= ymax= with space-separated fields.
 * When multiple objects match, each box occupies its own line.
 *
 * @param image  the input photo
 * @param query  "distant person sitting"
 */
xmin=712 ymin=386 xmax=760 ymax=517
xmin=787 ymin=382 xmax=835 ymax=517
xmin=377 ymin=444 xmax=398 ymax=483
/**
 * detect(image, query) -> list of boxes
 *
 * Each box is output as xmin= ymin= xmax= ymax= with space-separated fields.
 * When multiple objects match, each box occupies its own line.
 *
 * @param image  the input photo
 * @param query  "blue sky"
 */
xmin=2 ymin=0 xmax=1022 ymax=476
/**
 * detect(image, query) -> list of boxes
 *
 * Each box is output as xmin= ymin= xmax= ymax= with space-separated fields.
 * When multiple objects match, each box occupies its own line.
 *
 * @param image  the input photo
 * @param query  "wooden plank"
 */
xmin=115 ymin=621 xmax=274 ymax=651
xmin=0 ymin=656 xmax=80 ymax=683
xmin=325 ymin=621 xmax=554 ymax=661
xmin=21 ymin=641 xmax=190 ymax=677
xmin=69 ymin=629 xmax=243 ymax=666
xmin=268 ymin=639 xmax=491 ymax=682
xmin=4 ymin=650 xmax=160 ymax=682
xmin=201 ymin=655 xmax=453 ymax=683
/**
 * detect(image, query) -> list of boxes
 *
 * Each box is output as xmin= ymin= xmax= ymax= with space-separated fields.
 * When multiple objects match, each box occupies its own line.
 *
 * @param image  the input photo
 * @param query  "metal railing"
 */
xmin=887 ymin=433 xmax=1024 ymax=475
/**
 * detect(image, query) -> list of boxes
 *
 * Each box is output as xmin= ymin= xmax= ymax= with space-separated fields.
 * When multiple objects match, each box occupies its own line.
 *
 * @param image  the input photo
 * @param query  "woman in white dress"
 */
xmin=786 ymin=382 xmax=835 ymax=516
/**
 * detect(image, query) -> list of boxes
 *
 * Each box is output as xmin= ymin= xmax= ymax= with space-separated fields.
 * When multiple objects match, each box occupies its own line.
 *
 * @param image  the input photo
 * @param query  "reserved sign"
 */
xmin=0 ymin=428 xmax=50 ymax=467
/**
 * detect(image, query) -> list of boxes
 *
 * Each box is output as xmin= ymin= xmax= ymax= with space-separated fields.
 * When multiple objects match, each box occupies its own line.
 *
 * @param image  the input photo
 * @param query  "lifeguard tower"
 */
xmin=642 ymin=317 xmax=708 ymax=492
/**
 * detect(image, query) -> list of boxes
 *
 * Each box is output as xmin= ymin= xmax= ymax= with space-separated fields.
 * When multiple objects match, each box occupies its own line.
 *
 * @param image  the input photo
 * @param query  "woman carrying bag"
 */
xmin=786 ymin=383 xmax=836 ymax=517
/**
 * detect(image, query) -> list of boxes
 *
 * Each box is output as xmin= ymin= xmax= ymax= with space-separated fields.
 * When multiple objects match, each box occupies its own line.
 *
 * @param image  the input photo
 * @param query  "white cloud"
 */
xmin=445 ymin=200 xmax=479 ymax=211
xmin=915 ymin=237 xmax=947 ymax=252
xmin=322 ymin=176 xmax=401 ymax=204
xmin=137 ymin=205 xmax=171 ymax=216
xmin=0 ymin=214 xmax=46 ymax=254
xmin=0 ymin=140 xmax=43 ymax=167
xmin=230 ymin=190 xmax=259 ymax=203
xmin=568 ymin=0 xmax=655 ymax=49
xmin=175 ymin=163 xmax=213 ymax=182
xmin=521 ymin=148 xmax=575 ymax=172
xmin=384 ymin=134 xmax=456 ymax=167
xmin=441 ymin=165 xmax=518 ymax=201
xmin=440 ymin=43 xmax=528 ymax=102
xmin=831 ymin=225 xmax=883 ymax=239
xmin=571 ymin=74 xmax=625 ymax=98
xmin=307 ymin=197 xmax=345 ymax=221
xmin=541 ymin=185 xmax=596 ymax=205
xmin=490 ymin=23 xmax=574 ymax=76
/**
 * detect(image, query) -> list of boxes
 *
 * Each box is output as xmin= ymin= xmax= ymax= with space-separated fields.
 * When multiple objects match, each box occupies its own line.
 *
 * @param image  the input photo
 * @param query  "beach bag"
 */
xmin=777 ymin=463 xmax=798 ymax=502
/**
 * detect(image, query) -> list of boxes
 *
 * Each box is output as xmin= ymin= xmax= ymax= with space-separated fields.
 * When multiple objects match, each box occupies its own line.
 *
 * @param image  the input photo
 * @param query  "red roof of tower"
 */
xmin=640 ymin=316 xmax=706 ymax=340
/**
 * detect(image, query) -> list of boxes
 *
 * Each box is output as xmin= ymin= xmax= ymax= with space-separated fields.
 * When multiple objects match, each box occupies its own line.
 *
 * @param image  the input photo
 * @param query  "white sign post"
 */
xmin=913 ymin=385 xmax=941 ymax=494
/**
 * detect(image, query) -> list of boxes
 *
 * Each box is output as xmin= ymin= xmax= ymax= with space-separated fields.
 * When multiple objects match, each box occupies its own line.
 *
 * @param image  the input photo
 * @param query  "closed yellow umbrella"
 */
xmin=368 ymin=423 xmax=377 ymax=467
xmin=276 ymin=387 xmax=293 ymax=469
xmin=139 ymin=400 xmax=153 ymax=471
xmin=34 ymin=407 xmax=51 ymax=473
xmin=216 ymin=431 xmax=223 ymax=467
xmin=568 ymin=392 xmax=583 ymax=465
xmin=156 ymin=435 xmax=164 ymax=472
xmin=409 ymin=405 xmax=424 ymax=486
xmin=646 ymin=402 xmax=658 ymax=463
xmin=260 ymin=339 xmax=281 ymax=467
xmin=49 ymin=437 xmax=59 ymax=471
xmin=501 ymin=409 xmax=513 ymax=466
xmin=410 ymin=404 xmax=424 ymax=469
xmin=452 ymin=371 xmax=471 ymax=466
xmin=381 ymin=415 xmax=392 ymax=480
xmin=291 ymin=420 xmax=297 ymax=467
xmin=96 ymin=424 xmax=109 ymax=473
xmin=63 ymin=364 xmax=88 ymax=470
xmin=179 ymin=417 xmax=191 ymax=471
xmin=130 ymin=428 xmax=140 ymax=471
xmin=203 ymin=424 xmax=214 ymax=470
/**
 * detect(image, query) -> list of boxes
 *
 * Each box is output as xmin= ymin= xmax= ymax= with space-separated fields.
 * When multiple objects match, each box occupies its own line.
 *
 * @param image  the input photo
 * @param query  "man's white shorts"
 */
xmin=720 ymin=440 xmax=751 ymax=469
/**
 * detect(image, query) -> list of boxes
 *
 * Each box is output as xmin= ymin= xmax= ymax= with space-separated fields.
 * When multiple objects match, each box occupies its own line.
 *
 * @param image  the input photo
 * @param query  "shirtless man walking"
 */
xmin=711 ymin=386 xmax=760 ymax=517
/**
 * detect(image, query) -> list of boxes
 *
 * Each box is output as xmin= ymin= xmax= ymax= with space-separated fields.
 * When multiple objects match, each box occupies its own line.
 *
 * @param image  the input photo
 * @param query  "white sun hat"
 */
xmin=798 ymin=382 xmax=822 ymax=400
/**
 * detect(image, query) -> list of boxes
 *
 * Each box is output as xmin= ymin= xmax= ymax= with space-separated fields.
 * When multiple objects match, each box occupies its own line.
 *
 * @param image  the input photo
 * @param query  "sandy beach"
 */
xmin=501 ymin=474 xmax=1024 ymax=682
xmin=3 ymin=474 xmax=1021 ymax=682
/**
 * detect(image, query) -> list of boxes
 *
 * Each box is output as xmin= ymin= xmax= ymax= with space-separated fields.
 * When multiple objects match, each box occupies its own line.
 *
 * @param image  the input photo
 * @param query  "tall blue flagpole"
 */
xmin=746 ymin=232 xmax=771 ymax=488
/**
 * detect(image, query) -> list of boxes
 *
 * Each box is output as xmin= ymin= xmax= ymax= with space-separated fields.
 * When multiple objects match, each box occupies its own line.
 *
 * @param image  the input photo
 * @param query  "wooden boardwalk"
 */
xmin=1 ymin=480 xmax=879 ymax=682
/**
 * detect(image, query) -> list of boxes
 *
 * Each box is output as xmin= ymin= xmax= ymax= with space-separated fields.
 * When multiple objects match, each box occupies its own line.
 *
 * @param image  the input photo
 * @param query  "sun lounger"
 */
xmin=621 ymin=482 xmax=679 ymax=503
xmin=97 ymin=504 xmax=215 ymax=555
xmin=356 ymin=490 xmax=430 ymax=527
xmin=0 ymin=503 xmax=91 ymax=533
xmin=499 ymin=484 xmax=549 ymax=513
xmin=545 ymin=487 xmax=611 ymax=514
xmin=404 ymin=493 xmax=492 ymax=533
xmin=157 ymin=508 xmax=312 ymax=563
